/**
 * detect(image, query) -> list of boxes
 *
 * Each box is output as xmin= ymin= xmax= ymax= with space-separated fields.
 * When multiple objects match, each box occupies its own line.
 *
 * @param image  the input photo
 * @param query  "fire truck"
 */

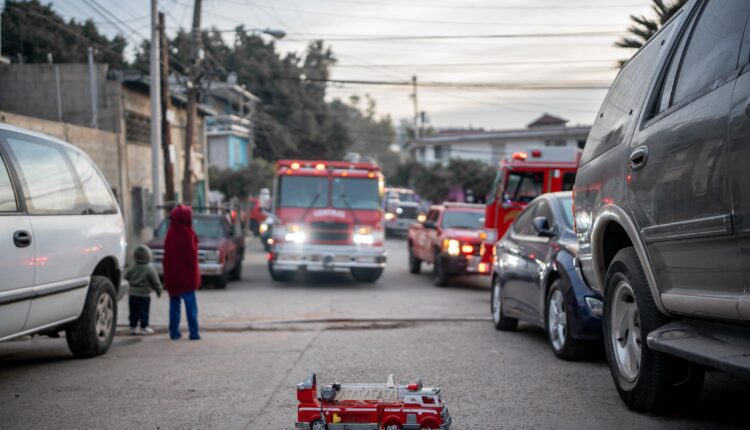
xmin=295 ymin=373 xmax=451 ymax=430
xmin=476 ymin=146 xmax=580 ymax=274
xmin=267 ymin=160 xmax=387 ymax=283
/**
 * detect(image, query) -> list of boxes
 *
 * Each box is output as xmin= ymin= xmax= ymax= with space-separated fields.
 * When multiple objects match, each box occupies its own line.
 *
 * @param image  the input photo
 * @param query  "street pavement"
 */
xmin=1 ymin=237 xmax=748 ymax=429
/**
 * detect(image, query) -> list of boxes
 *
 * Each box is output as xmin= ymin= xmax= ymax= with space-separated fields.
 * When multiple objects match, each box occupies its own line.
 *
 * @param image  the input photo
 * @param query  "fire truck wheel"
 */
xmin=268 ymin=262 xmax=293 ymax=282
xmin=432 ymin=252 xmax=449 ymax=287
xmin=383 ymin=424 xmax=402 ymax=430
xmin=350 ymin=268 xmax=383 ymax=283
xmin=491 ymin=275 xmax=517 ymax=331
xmin=310 ymin=419 xmax=326 ymax=430
xmin=545 ymin=279 xmax=587 ymax=360
xmin=408 ymin=245 xmax=421 ymax=274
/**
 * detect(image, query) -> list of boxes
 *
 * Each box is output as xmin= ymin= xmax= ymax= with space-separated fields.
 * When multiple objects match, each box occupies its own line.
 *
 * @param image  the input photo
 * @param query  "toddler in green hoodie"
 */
xmin=125 ymin=245 xmax=163 ymax=335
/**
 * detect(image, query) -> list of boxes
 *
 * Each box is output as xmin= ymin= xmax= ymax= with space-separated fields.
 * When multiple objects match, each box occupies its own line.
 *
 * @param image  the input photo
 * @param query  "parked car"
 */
xmin=0 ymin=124 xmax=126 ymax=357
xmin=408 ymin=202 xmax=486 ymax=286
xmin=490 ymin=192 xmax=602 ymax=360
xmin=575 ymin=0 xmax=750 ymax=412
xmin=147 ymin=211 xmax=244 ymax=288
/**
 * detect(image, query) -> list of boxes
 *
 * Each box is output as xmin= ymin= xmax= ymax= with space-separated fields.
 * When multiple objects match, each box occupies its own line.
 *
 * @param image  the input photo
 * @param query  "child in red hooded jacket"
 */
xmin=163 ymin=205 xmax=201 ymax=340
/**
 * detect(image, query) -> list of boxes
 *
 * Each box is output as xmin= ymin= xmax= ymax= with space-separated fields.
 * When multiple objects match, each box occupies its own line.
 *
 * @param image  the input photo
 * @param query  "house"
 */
xmin=408 ymin=113 xmax=590 ymax=167
xmin=0 ymin=63 xmax=216 ymax=254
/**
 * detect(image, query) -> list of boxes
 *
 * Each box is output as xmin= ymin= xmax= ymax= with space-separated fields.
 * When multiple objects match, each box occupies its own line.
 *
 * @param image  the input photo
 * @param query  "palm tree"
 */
xmin=616 ymin=0 xmax=687 ymax=50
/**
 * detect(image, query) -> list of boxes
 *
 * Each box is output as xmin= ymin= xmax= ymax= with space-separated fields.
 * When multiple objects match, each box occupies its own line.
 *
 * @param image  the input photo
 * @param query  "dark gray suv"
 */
xmin=574 ymin=0 xmax=750 ymax=413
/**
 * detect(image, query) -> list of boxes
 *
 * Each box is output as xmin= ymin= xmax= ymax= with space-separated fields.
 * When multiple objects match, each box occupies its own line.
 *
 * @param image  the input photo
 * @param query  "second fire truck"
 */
xmin=267 ymin=160 xmax=387 ymax=283
xmin=476 ymin=146 xmax=580 ymax=274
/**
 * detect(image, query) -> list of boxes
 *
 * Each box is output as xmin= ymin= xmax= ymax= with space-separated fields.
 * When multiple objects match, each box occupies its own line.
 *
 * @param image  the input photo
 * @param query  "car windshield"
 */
xmin=155 ymin=216 xmax=227 ymax=238
xmin=559 ymin=195 xmax=574 ymax=230
xmin=442 ymin=211 xmax=485 ymax=229
xmin=278 ymin=176 xmax=328 ymax=209
xmin=333 ymin=178 xmax=380 ymax=210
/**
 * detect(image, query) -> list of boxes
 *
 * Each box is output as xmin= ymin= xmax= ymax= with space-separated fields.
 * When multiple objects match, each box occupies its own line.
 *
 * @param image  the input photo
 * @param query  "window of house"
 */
xmin=544 ymin=139 xmax=566 ymax=147
xmin=434 ymin=145 xmax=444 ymax=160
xmin=6 ymin=136 xmax=82 ymax=214
xmin=0 ymin=151 xmax=18 ymax=212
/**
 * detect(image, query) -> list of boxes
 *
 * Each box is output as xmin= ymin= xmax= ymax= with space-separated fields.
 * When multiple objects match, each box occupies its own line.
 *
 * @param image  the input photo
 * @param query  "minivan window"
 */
xmin=0 ymin=152 xmax=17 ymax=212
xmin=670 ymin=0 xmax=750 ymax=107
xmin=66 ymin=149 xmax=117 ymax=214
xmin=6 ymin=136 xmax=81 ymax=214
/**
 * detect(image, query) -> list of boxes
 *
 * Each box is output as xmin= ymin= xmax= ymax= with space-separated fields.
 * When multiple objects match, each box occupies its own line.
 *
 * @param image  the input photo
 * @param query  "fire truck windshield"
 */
xmin=278 ymin=176 xmax=329 ymax=208
xmin=504 ymin=171 xmax=544 ymax=203
xmin=332 ymin=178 xmax=380 ymax=210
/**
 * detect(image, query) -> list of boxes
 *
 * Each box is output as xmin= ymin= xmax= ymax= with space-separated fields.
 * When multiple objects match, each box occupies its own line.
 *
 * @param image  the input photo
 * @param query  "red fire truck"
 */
xmin=295 ymin=373 xmax=451 ymax=430
xmin=267 ymin=160 xmax=387 ymax=283
xmin=476 ymin=147 xmax=581 ymax=274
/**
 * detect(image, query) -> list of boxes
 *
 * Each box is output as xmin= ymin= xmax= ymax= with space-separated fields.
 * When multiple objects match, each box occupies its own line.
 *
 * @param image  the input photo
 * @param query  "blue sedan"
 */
xmin=490 ymin=192 xmax=602 ymax=360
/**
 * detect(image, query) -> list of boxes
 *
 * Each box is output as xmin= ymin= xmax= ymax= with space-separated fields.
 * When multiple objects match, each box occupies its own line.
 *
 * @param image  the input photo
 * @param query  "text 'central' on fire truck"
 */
xmin=267 ymin=160 xmax=387 ymax=283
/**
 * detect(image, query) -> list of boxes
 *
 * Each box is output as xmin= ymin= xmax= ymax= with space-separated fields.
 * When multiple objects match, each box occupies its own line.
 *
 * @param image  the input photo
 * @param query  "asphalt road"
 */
xmin=1 ymin=237 xmax=748 ymax=429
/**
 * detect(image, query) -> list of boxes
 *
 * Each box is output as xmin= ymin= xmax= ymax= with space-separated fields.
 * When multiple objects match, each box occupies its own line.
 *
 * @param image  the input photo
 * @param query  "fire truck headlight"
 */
xmin=283 ymin=224 xmax=306 ymax=243
xmin=443 ymin=239 xmax=460 ymax=256
xmin=353 ymin=226 xmax=375 ymax=245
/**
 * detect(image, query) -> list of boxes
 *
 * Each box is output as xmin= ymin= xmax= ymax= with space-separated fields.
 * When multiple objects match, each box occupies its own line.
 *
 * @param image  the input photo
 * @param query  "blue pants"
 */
xmin=129 ymin=296 xmax=150 ymax=329
xmin=169 ymin=291 xmax=200 ymax=340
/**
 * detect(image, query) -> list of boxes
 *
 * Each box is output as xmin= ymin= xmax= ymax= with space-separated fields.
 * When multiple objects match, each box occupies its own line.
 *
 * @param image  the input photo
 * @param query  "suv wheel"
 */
xmin=491 ymin=275 xmax=517 ymax=331
xmin=432 ymin=252 xmax=449 ymax=287
xmin=546 ymin=280 xmax=587 ymax=360
xmin=408 ymin=245 xmax=421 ymax=274
xmin=229 ymin=257 xmax=243 ymax=281
xmin=268 ymin=261 xmax=292 ymax=282
xmin=604 ymin=247 xmax=704 ymax=412
xmin=66 ymin=276 xmax=117 ymax=358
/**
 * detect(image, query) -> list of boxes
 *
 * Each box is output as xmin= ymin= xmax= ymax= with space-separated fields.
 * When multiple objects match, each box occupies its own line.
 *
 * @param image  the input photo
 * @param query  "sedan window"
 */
xmin=512 ymin=204 xmax=536 ymax=236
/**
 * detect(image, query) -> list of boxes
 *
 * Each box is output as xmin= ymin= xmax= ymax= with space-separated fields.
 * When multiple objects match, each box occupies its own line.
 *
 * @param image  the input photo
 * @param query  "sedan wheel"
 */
xmin=547 ymin=289 xmax=567 ymax=351
xmin=491 ymin=276 xmax=517 ymax=331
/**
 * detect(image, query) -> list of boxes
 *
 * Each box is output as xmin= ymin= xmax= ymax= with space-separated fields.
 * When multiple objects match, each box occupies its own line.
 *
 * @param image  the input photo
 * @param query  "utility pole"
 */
xmin=183 ymin=0 xmax=202 ymax=205
xmin=88 ymin=47 xmax=98 ymax=128
xmin=159 ymin=12 xmax=175 ymax=204
xmin=411 ymin=75 xmax=419 ymax=140
xmin=150 ymin=0 xmax=163 ymax=226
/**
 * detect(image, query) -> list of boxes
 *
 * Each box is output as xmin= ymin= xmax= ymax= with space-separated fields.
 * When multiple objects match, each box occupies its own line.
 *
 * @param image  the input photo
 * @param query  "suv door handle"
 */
xmin=13 ymin=230 xmax=32 ymax=248
xmin=629 ymin=146 xmax=649 ymax=171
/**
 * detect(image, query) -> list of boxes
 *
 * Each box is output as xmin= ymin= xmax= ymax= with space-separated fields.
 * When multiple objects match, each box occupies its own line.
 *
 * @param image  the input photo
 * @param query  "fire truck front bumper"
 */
xmin=271 ymin=243 xmax=387 ymax=272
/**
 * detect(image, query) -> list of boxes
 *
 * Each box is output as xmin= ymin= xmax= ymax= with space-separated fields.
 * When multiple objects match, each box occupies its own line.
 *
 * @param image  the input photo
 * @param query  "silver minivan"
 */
xmin=0 ymin=124 xmax=126 ymax=357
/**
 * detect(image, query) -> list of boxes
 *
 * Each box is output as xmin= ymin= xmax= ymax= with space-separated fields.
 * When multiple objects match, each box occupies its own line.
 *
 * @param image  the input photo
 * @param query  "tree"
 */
xmin=616 ymin=0 xmax=687 ymax=51
xmin=208 ymin=159 xmax=275 ymax=200
xmin=1 ymin=0 xmax=127 ymax=67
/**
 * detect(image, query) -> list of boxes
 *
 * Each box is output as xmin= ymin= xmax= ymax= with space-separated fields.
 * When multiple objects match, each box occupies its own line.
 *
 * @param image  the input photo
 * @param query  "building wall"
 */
xmin=208 ymin=135 xmax=230 ymax=169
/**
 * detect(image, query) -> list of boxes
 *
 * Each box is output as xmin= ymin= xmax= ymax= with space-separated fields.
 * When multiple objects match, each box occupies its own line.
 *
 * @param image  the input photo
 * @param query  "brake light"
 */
xmin=461 ymin=244 xmax=474 ymax=254
xmin=478 ymin=262 xmax=489 ymax=273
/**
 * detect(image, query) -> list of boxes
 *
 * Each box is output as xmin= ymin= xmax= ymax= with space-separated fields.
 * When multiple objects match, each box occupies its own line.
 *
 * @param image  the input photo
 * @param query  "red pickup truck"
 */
xmin=407 ymin=203 xmax=486 ymax=286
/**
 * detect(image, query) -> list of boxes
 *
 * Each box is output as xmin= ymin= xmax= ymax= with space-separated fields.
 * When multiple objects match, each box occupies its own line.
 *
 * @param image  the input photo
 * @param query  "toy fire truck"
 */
xmin=295 ymin=373 xmax=451 ymax=430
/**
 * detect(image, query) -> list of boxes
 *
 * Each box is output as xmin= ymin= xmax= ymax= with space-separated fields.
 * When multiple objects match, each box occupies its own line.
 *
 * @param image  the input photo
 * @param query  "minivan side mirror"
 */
xmin=423 ymin=220 xmax=437 ymax=230
xmin=532 ymin=216 xmax=555 ymax=238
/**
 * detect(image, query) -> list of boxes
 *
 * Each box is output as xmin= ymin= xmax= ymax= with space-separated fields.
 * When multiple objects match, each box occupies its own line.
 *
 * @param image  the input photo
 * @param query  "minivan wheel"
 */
xmin=491 ymin=275 xmax=517 ymax=331
xmin=604 ymin=247 xmax=704 ymax=413
xmin=546 ymin=280 xmax=587 ymax=360
xmin=66 ymin=276 xmax=117 ymax=358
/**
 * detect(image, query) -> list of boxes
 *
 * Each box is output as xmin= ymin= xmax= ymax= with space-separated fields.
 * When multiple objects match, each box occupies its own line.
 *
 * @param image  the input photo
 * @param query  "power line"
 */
xmin=330 ymin=58 xmax=620 ymax=69
xmin=251 ymin=0 xmax=646 ymax=10
xmin=281 ymin=31 xmax=623 ymax=42
xmin=296 ymin=77 xmax=611 ymax=90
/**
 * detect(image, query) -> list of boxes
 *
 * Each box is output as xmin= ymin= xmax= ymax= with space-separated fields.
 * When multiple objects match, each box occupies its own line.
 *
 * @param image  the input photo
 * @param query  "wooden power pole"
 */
xmin=159 ymin=12 xmax=175 ymax=204
xmin=183 ymin=0 xmax=202 ymax=204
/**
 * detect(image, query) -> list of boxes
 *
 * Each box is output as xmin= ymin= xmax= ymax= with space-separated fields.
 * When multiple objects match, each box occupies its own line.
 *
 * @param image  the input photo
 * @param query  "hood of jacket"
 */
xmin=133 ymin=244 xmax=152 ymax=264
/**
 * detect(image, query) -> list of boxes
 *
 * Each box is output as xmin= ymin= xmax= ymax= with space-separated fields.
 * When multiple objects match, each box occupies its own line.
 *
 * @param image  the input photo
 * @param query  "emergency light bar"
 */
xmin=277 ymin=159 xmax=381 ymax=172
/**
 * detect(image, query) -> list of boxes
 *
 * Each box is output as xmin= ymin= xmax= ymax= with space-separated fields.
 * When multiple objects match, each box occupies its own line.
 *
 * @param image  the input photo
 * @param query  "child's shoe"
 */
xmin=140 ymin=327 xmax=154 ymax=335
xmin=130 ymin=327 xmax=139 ymax=335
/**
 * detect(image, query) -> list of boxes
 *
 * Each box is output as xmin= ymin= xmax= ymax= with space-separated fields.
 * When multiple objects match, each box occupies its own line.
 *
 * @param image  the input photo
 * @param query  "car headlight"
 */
xmin=443 ymin=239 xmax=460 ymax=256
xmin=204 ymin=250 xmax=220 ymax=262
xmin=384 ymin=212 xmax=395 ymax=220
xmin=417 ymin=213 xmax=427 ymax=223
xmin=353 ymin=226 xmax=382 ymax=246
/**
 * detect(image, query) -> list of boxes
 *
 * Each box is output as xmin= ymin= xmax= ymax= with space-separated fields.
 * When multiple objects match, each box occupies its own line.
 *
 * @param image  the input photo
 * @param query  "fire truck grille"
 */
xmin=310 ymin=231 xmax=350 ymax=242
xmin=398 ymin=206 xmax=419 ymax=220
xmin=310 ymin=221 xmax=349 ymax=231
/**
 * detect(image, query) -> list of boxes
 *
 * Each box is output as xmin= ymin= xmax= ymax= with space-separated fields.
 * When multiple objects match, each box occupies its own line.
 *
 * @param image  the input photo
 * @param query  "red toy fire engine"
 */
xmin=295 ymin=373 xmax=451 ymax=430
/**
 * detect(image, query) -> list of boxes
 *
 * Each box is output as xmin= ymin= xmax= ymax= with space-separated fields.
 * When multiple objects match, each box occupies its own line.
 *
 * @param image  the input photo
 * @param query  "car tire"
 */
xmin=214 ymin=272 xmax=228 ymax=289
xmin=268 ymin=261 xmax=293 ymax=282
xmin=351 ymin=267 xmax=383 ymax=283
xmin=229 ymin=258 xmax=243 ymax=281
xmin=432 ymin=252 xmax=449 ymax=287
xmin=491 ymin=275 xmax=517 ymax=331
xmin=603 ymin=247 xmax=704 ymax=413
xmin=408 ymin=245 xmax=421 ymax=274
xmin=65 ymin=276 xmax=117 ymax=358
xmin=545 ymin=279 xmax=588 ymax=361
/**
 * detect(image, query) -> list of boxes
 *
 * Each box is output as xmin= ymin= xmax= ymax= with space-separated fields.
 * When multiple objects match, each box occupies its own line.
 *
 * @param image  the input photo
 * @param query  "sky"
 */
xmin=47 ymin=0 xmax=654 ymax=130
